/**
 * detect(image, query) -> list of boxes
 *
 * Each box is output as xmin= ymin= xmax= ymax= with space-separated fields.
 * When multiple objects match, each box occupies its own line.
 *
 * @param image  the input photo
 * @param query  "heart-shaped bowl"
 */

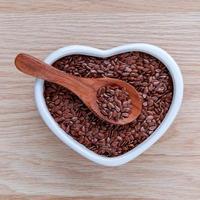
xmin=35 ymin=43 xmax=183 ymax=166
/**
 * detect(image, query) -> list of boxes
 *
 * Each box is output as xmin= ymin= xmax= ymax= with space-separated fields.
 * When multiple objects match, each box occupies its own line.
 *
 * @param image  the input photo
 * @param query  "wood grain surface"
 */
xmin=0 ymin=1 xmax=200 ymax=200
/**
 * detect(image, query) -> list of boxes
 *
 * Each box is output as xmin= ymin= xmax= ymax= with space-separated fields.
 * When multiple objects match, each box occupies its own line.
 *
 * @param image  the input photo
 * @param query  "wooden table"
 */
xmin=0 ymin=1 xmax=200 ymax=199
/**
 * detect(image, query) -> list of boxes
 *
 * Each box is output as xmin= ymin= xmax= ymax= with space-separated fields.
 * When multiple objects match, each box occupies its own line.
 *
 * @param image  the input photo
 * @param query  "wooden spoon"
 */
xmin=15 ymin=53 xmax=142 ymax=125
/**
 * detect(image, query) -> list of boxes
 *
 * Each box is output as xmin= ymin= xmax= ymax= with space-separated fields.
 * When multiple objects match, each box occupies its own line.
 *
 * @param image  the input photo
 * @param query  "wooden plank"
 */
xmin=0 ymin=0 xmax=200 ymax=13
xmin=0 ymin=1 xmax=200 ymax=199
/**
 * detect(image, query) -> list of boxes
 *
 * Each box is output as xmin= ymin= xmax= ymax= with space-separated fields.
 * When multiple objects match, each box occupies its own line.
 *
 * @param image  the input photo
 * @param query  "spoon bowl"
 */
xmin=15 ymin=53 xmax=142 ymax=125
xmin=82 ymin=77 xmax=142 ymax=124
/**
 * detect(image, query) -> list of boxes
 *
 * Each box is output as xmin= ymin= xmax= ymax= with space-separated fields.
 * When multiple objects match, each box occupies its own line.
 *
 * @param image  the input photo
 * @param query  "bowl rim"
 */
xmin=34 ymin=43 xmax=184 ymax=166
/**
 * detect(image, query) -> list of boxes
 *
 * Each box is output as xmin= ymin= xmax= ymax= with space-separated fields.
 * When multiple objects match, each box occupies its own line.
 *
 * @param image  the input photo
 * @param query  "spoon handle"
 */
xmin=15 ymin=53 xmax=91 ymax=94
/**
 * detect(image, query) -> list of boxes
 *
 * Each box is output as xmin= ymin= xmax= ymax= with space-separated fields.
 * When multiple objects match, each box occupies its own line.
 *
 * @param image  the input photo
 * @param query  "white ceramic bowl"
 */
xmin=35 ymin=43 xmax=183 ymax=167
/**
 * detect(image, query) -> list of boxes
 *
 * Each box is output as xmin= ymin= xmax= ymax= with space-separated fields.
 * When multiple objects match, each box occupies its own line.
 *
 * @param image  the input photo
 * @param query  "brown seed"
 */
xmin=149 ymin=126 xmax=157 ymax=131
xmin=143 ymin=102 xmax=148 ymax=107
xmin=122 ymin=113 xmax=129 ymax=117
xmin=56 ymin=110 xmax=62 ymax=115
xmin=148 ymin=99 xmax=154 ymax=107
xmin=123 ymin=107 xmax=131 ymax=113
xmin=115 ymin=106 xmax=121 ymax=112
xmin=108 ymin=102 xmax=115 ymax=109
xmin=54 ymin=99 xmax=60 ymax=105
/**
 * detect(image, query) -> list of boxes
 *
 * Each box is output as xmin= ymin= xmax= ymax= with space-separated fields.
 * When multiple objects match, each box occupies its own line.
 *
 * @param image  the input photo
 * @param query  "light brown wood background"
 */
xmin=0 ymin=1 xmax=200 ymax=199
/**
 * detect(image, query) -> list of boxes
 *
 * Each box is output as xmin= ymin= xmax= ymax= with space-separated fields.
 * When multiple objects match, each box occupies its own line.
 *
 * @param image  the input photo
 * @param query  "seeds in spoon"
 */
xmin=97 ymin=85 xmax=132 ymax=121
